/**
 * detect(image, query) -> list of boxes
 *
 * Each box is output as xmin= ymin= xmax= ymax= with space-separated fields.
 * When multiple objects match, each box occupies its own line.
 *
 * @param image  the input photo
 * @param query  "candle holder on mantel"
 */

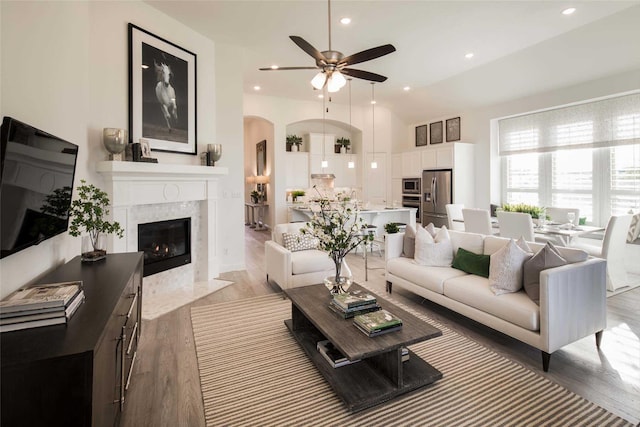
xmin=207 ymin=144 xmax=222 ymax=166
xmin=103 ymin=128 xmax=127 ymax=161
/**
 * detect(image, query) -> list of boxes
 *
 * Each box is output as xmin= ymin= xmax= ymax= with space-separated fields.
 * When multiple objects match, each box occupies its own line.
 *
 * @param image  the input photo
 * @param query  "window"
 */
xmin=499 ymin=92 xmax=640 ymax=226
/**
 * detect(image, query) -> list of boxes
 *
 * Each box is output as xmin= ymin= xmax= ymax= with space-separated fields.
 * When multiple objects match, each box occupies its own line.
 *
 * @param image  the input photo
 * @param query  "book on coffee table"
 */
xmin=328 ymin=300 xmax=381 ymax=319
xmin=332 ymin=290 xmax=377 ymax=311
xmin=317 ymin=340 xmax=360 ymax=368
xmin=353 ymin=309 xmax=403 ymax=337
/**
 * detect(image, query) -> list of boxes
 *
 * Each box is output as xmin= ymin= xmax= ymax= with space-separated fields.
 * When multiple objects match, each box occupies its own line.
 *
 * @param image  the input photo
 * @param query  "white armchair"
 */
xmin=265 ymin=223 xmax=352 ymax=290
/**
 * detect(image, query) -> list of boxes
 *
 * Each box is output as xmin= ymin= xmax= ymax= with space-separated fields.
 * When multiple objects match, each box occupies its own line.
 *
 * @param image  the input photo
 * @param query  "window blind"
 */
xmin=499 ymin=92 xmax=640 ymax=155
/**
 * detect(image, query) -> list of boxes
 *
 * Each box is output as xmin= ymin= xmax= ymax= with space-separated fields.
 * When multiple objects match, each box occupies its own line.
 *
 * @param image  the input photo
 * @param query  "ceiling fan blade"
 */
xmin=289 ymin=36 xmax=327 ymax=64
xmin=341 ymin=68 xmax=388 ymax=83
xmin=340 ymin=44 xmax=396 ymax=67
xmin=259 ymin=66 xmax=319 ymax=71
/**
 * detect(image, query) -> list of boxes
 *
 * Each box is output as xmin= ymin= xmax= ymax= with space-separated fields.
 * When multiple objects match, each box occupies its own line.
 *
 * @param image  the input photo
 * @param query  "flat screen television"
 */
xmin=0 ymin=117 xmax=79 ymax=259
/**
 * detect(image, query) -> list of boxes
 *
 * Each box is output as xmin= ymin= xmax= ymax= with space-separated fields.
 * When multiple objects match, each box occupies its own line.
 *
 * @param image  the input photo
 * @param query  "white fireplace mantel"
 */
xmin=96 ymin=161 xmax=229 ymax=281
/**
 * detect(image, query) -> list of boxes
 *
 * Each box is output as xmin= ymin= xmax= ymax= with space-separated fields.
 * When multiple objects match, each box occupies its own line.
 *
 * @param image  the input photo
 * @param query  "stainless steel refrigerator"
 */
xmin=422 ymin=169 xmax=453 ymax=228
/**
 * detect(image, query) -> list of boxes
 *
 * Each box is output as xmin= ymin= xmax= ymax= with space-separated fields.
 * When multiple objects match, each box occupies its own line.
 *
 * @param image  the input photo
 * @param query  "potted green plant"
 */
xmin=501 ymin=203 xmax=549 ymax=224
xmin=286 ymin=134 xmax=302 ymax=152
xmin=68 ymin=180 xmax=124 ymax=262
xmin=291 ymin=190 xmax=306 ymax=202
xmin=336 ymin=137 xmax=351 ymax=154
xmin=384 ymin=222 xmax=400 ymax=234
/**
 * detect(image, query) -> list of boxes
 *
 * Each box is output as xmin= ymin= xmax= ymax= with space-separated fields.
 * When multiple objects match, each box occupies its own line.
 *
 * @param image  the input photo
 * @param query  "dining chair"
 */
xmin=462 ymin=208 xmax=493 ymax=235
xmin=446 ymin=204 xmax=465 ymax=231
xmin=546 ymin=207 xmax=580 ymax=225
xmin=572 ymin=214 xmax=633 ymax=291
xmin=497 ymin=211 xmax=535 ymax=241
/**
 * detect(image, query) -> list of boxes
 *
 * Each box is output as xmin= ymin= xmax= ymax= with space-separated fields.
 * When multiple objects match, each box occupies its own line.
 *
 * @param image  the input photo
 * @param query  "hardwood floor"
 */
xmin=121 ymin=227 xmax=640 ymax=426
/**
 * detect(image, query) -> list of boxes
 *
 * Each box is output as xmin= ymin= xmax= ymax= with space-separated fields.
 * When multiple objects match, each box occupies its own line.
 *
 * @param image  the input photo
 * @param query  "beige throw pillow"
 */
xmin=489 ymin=239 xmax=532 ymax=295
xmin=523 ymin=242 xmax=568 ymax=304
xmin=282 ymin=233 xmax=319 ymax=252
xmin=414 ymin=226 xmax=454 ymax=267
xmin=403 ymin=225 xmax=416 ymax=258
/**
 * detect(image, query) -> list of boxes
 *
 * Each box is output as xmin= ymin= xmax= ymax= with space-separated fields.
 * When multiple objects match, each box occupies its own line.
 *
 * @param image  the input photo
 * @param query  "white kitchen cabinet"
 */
xmin=421 ymin=145 xmax=457 ymax=169
xmin=401 ymin=151 xmax=422 ymax=177
xmin=284 ymin=152 xmax=309 ymax=189
xmin=307 ymin=133 xmax=335 ymax=155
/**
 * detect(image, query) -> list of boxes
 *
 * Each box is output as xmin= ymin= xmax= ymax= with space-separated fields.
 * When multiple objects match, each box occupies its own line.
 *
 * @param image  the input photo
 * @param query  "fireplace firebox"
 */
xmin=138 ymin=218 xmax=191 ymax=277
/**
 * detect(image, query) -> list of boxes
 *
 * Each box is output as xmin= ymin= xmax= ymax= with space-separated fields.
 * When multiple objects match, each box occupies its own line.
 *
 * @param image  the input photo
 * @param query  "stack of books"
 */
xmin=353 ymin=309 xmax=403 ymax=337
xmin=0 ymin=281 xmax=85 ymax=333
xmin=328 ymin=290 xmax=381 ymax=319
xmin=316 ymin=340 xmax=360 ymax=368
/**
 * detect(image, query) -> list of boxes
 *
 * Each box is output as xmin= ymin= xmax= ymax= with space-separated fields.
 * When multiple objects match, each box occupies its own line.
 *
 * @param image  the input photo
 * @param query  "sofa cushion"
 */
xmin=387 ymin=257 xmax=467 ymax=294
xmin=415 ymin=226 xmax=453 ymax=267
xmin=282 ymin=232 xmax=319 ymax=252
xmin=443 ymin=274 xmax=540 ymax=331
xmin=403 ymin=225 xmax=416 ymax=258
xmin=489 ymin=239 xmax=532 ymax=295
xmin=291 ymin=250 xmax=332 ymax=275
xmin=449 ymin=230 xmax=484 ymax=256
xmin=523 ymin=242 xmax=568 ymax=305
xmin=452 ymin=248 xmax=490 ymax=278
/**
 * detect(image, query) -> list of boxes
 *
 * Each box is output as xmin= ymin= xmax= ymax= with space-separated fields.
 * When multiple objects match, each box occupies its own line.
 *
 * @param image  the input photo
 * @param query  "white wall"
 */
xmin=0 ymin=1 xmax=244 ymax=297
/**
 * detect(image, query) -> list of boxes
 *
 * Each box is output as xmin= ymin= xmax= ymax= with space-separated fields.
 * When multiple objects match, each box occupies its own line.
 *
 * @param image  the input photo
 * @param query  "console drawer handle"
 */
xmin=126 ymin=292 xmax=138 ymax=319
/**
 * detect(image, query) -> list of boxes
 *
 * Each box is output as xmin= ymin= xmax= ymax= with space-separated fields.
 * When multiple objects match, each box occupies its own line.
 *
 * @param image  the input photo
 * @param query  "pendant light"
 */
xmin=347 ymin=78 xmax=355 ymax=169
xmin=321 ymin=86 xmax=328 ymax=168
xmin=370 ymin=82 xmax=377 ymax=169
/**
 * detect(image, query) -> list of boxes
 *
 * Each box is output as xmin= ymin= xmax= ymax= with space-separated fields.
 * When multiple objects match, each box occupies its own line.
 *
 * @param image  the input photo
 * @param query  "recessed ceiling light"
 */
xmin=465 ymin=52 xmax=474 ymax=59
xmin=370 ymin=100 xmax=377 ymax=105
xmin=562 ymin=7 xmax=576 ymax=15
xmin=141 ymin=64 xmax=149 ymax=69
xmin=253 ymin=86 xmax=261 ymax=91
xmin=403 ymin=86 xmax=411 ymax=91
xmin=318 ymin=94 xmax=324 ymax=99
xmin=340 ymin=17 xmax=351 ymax=25
xmin=270 ymin=65 xmax=279 ymax=70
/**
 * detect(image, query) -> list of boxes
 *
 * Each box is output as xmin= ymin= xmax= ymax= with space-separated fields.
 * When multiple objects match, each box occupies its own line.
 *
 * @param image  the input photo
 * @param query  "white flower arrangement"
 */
xmin=300 ymin=187 xmax=373 ymax=283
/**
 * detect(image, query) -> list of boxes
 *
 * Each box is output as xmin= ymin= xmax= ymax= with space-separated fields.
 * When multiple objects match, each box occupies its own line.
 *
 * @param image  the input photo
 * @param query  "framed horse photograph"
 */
xmin=129 ymin=24 xmax=197 ymax=155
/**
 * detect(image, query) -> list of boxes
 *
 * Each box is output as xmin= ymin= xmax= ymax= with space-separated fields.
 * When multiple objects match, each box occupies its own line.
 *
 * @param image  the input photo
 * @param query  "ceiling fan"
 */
xmin=259 ymin=0 xmax=396 ymax=92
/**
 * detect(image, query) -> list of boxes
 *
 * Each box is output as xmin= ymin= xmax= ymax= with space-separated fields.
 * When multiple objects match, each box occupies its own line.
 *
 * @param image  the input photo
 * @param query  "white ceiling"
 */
xmin=147 ymin=0 xmax=640 ymax=124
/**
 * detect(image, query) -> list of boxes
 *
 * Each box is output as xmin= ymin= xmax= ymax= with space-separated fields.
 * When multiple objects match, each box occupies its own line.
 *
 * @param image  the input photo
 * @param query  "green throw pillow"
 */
xmin=452 ymin=247 xmax=490 ymax=278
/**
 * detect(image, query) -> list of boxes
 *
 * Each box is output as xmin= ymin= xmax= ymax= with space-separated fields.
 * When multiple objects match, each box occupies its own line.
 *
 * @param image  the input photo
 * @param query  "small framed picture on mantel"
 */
xmin=415 ymin=125 xmax=427 ymax=147
xmin=446 ymin=117 xmax=461 ymax=142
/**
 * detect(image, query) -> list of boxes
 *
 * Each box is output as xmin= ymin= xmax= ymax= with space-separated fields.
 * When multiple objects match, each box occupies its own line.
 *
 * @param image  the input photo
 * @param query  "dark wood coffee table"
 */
xmin=283 ymin=283 xmax=443 ymax=412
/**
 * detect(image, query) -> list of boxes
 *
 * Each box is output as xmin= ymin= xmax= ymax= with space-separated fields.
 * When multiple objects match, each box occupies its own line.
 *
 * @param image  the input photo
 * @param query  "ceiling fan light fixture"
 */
xmin=311 ymin=71 xmax=327 ymax=90
xmin=327 ymin=70 xmax=346 ymax=92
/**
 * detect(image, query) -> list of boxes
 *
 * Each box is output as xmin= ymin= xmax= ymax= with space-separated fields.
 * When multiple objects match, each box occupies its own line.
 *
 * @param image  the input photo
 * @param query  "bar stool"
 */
xmin=355 ymin=225 xmax=383 ymax=257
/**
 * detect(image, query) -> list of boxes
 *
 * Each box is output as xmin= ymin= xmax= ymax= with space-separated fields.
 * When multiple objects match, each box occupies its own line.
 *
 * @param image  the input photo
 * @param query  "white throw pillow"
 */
xmin=489 ymin=239 xmax=532 ymax=295
xmin=516 ymin=236 xmax=532 ymax=253
xmin=414 ymin=226 xmax=454 ymax=267
xmin=424 ymin=222 xmax=437 ymax=237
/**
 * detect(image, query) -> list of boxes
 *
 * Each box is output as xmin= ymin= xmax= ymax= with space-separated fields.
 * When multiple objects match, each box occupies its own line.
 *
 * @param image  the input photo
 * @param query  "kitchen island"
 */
xmin=290 ymin=206 xmax=417 ymax=230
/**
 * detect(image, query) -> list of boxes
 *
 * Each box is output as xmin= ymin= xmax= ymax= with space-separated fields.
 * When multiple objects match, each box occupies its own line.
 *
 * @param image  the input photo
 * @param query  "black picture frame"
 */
xmin=429 ymin=121 xmax=443 ymax=145
xmin=129 ymin=24 xmax=197 ymax=155
xmin=415 ymin=125 xmax=427 ymax=147
xmin=446 ymin=117 xmax=461 ymax=142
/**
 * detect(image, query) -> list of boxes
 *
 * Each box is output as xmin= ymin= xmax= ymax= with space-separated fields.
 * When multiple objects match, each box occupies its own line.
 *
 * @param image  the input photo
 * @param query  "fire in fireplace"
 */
xmin=138 ymin=218 xmax=191 ymax=277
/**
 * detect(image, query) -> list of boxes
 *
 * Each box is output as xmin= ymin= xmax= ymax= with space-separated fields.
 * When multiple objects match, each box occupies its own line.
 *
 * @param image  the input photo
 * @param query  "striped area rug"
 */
xmin=191 ymin=293 xmax=631 ymax=427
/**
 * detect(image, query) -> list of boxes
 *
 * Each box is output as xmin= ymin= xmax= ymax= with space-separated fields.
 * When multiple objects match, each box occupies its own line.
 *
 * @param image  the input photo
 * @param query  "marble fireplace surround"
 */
xmin=96 ymin=161 xmax=228 ymax=283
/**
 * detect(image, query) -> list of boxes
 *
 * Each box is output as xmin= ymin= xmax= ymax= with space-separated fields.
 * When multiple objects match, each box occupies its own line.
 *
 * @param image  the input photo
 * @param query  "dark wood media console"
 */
xmin=1 ymin=252 xmax=143 ymax=427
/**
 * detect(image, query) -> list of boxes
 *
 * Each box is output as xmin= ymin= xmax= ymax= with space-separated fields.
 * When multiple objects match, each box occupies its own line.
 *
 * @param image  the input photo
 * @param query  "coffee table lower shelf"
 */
xmin=284 ymin=319 xmax=442 ymax=412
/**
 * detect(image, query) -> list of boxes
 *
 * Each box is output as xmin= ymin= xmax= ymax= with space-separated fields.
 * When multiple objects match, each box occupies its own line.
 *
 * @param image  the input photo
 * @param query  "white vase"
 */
xmin=292 ymin=144 xmax=299 ymax=152
xmin=340 ymin=146 xmax=346 ymax=154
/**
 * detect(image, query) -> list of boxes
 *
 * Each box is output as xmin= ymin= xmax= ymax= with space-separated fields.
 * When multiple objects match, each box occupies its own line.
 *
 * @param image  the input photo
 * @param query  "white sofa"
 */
xmin=385 ymin=229 xmax=607 ymax=371
xmin=265 ymin=223 xmax=352 ymax=290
